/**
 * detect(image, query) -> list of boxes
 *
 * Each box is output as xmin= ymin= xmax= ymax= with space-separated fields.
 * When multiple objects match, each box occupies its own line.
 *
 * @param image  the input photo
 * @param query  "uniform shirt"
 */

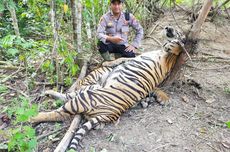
xmin=97 ymin=11 xmax=144 ymax=48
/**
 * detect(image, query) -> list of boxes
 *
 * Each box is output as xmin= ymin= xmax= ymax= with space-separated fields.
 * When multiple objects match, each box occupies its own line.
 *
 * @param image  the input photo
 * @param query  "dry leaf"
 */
xmin=167 ymin=118 xmax=173 ymax=124
xmin=205 ymin=98 xmax=215 ymax=104
xmin=221 ymin=137 xmax=230 ymax=149
xmin=181 ymin=96 xmax=189 ymax=102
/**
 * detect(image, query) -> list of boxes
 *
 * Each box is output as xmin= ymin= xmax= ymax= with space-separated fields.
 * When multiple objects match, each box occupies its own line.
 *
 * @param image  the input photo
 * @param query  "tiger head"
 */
xmin=162 ymin=26 xmax=184 ymax=56
xmin=163 ymin=40 xmax=182 ymax=56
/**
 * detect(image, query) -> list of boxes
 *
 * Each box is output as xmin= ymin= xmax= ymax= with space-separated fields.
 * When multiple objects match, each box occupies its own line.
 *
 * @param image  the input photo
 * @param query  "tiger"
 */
xmin=30 ymin=26 xmax=184 ymax=151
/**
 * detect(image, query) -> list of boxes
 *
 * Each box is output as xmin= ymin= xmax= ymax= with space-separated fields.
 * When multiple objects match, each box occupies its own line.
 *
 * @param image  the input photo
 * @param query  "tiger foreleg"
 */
xmin=153 ymin=88 xmax=170 ymax=105
xmin=102 ymin=57 xmax=132 ymax=67
xmin=30 ymin=107 xmax=73 ymax=124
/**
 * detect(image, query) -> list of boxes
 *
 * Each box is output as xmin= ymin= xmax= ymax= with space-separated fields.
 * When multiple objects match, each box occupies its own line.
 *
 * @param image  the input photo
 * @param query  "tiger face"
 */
xmin=163 ymin=39 xmax=182 ymax=56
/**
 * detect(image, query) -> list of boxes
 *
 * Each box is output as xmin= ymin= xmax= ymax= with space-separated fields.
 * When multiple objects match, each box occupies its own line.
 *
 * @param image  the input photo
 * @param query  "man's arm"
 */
xmin=97 ymin=16 xmax=124 ymax=44
xmin=129 ymin=14 xmax=144 ymax=48
xmin=97 ymin=16 xmax=108 ymax=44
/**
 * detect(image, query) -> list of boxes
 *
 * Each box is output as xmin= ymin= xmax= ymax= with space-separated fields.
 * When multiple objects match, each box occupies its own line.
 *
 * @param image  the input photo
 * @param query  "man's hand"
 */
xmin=107 ymin=36 xmax=124 ymax=44
xmin=125 ymin=45 xmax=136 ymax=52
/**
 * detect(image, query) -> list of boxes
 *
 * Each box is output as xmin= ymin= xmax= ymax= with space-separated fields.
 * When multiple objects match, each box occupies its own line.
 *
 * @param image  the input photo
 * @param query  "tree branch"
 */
xmin=161 ymin=0 xmax=213 ymax=86
xmin=54 ymin=115 xmax=81 ymax=152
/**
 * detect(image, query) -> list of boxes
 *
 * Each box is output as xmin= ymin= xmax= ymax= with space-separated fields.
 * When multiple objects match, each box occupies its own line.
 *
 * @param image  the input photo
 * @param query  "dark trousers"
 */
xmin=98 ymin=41 xmax=135 ymax=58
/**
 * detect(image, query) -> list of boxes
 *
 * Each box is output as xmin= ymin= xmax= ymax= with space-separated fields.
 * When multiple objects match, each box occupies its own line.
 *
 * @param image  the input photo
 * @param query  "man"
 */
xmin=97 ymin=0 xmax=144 ymax=61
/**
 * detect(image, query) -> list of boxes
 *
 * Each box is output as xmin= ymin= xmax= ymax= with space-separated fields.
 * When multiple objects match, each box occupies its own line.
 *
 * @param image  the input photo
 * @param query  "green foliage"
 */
xmin=0 ymin=84 xmax=8 ymax=94
xmin=226 ymin=121 xmax=230 ymax=128
xmin=224 ymin=87 xmax=230 ymax=94
xmin=0 ymin=35 xmax=36 ymax=59
xmin=8 ymin=126 xmax=37 ymax=152
xmin=5 ymin=96 xmax=38 ymax=152
xmin=53 ymin=99 xmax=64 ymax=108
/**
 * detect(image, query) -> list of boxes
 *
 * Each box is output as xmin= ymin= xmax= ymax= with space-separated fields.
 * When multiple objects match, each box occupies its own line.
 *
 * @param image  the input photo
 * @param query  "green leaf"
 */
xmin=16 ymin=108 xmax=25 ymax=115
xmin=226 ymin=121 xmax=230 ymax=128
xmin=0 ymin=85 xmax=8 ymax=94
xmin=2 ymin=35 xmax=16 ymax=48
xmin=71 ymin=64 xmax=79 ymax=76
xmin=0 ymin=2 xmax=5 ymax=12
xmin=14 ymin=132 xmax=24 ymax=140
xmin=24 ymin=126 xmax=36 ymax=137
xmin=28 ymin=138 xmax=37 ymax=151
xmin=7 ymin=48 xmax=19 ymax=57
xmin=17 ymin=114 xmax=28 ymax=122
xmin=53 ymin=100 xmax=64 ymax=108
xmin=42 ymin=60 xmax=51 ymax=70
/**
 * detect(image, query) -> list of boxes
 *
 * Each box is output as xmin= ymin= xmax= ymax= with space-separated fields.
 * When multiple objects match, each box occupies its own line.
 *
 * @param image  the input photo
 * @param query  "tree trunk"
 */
xmin=50 ymin=0 xmax=60 ymax=88
xmin=76 ymin=0 xmax=82 ymax=53
xmin=70 ymin=0 xmax=78 ymax=51
xmin=8 ymin=7 xmax=20 ymax=36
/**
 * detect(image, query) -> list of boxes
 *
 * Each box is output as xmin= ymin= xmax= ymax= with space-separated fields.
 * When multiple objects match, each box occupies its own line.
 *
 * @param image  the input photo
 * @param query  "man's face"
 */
xmin=110 ymin=1 xmax=122 ymax=14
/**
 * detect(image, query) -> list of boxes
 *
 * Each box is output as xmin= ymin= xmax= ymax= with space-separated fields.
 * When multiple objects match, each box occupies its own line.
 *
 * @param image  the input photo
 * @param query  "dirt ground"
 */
xmin=1 ymin=11 xmax=230 ymax=152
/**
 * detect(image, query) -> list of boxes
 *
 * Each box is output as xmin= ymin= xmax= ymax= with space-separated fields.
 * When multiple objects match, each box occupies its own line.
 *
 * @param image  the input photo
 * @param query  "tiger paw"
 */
xmin=155 ymin=90 xmax=170 ymax=105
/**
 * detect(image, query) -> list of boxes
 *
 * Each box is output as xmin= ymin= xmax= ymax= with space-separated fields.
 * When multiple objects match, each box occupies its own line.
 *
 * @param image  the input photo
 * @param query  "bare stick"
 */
xmin=148 ymin=23 xmax=159 ymax=36
xmin=145 ymin=36 xmax=163 ymax=46
xmin=54 ymin=115 xmax=81 ymax=152
xmin=6 ymin=85 xmax=29 ymax=98
xmin=37 ymin=126 xmax=68 ymax=141
xmin=0 ymin=65 xmax=19 ymax=70
xmin=1 ymin=67 xmax=25 ymax=83
xmin=0 ymin=61 xmax=12 ymax=65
